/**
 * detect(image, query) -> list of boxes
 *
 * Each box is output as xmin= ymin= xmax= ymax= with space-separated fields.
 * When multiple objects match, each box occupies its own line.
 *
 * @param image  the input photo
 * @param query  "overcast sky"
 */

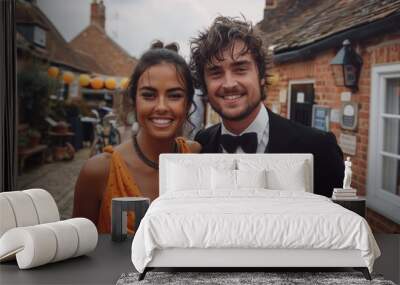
xmin=37 ymin=0 xmax=265 ymax=60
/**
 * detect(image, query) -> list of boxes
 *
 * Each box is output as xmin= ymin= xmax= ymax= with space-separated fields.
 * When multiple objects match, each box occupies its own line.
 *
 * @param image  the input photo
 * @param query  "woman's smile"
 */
xmin=149 ymin=117 xmax=174 ymax=128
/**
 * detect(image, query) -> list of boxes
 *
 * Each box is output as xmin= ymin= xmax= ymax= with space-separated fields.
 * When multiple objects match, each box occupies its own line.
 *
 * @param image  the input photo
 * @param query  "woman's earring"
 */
xmin=131 ymin=122 xmax=139 ymax=135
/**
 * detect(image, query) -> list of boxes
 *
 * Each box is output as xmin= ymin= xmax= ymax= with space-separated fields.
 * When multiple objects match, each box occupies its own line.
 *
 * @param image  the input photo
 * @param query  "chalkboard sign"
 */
xmin=312 ymin=105 xmax=330 ymax=132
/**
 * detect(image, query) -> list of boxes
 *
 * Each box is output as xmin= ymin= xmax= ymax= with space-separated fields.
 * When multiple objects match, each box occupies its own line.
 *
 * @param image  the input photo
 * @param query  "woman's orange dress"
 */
xmin=97 ymin=137 xmax=191 ymax=233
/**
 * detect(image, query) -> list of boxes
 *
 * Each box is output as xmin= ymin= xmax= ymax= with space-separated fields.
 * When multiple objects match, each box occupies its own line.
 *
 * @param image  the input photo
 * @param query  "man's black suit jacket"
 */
xmin=194 ymin=108 xmax=344 ymax=197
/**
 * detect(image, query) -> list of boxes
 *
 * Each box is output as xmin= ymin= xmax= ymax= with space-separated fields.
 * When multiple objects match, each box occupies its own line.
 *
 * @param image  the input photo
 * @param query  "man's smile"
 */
xmin=218 ymin=92 xmax=246 ymax=103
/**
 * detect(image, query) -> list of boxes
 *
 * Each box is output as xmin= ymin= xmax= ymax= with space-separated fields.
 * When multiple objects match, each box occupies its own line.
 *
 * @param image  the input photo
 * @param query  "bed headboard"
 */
xmin=159 ymin=153 xmax=313 ymax=195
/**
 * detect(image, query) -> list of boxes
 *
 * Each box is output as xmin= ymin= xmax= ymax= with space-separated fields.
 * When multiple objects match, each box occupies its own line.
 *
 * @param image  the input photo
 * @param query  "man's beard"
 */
xmin=212 ymin=96 xmax=261 ymax=122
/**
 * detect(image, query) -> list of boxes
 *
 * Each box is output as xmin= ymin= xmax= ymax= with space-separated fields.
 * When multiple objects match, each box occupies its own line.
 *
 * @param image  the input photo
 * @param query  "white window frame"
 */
xmin=33 ymin=25 xmax=46 ymax=47
xmin=287 ymin=79 xmax=315 ymax=119
xmin=367 ymin=63 xmax=400 ymax=224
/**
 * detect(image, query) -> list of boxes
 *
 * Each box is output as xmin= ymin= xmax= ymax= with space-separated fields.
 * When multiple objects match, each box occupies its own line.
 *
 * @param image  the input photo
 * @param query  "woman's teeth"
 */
xmin=151 ymin=118 xmax=172 ymax=126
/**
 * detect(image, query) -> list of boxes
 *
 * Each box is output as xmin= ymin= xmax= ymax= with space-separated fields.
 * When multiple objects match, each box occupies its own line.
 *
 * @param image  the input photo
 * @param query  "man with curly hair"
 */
xmin=191 ymin=16 xmax=344 ymax=197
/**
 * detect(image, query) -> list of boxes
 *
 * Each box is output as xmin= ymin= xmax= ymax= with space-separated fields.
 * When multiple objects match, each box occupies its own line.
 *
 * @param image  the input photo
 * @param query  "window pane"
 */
xmin=385 ymin=78 xmax=400 ymax=115
xmin=381 ymin=155 xmax=400 ymax=196
xmin=383 ymin=118 xmax=400 ymax=155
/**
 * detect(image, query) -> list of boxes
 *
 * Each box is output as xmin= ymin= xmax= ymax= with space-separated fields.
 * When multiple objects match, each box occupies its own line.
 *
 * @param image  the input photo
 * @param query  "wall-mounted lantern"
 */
xmin=330 ymin=39 xmax=363 ymax=91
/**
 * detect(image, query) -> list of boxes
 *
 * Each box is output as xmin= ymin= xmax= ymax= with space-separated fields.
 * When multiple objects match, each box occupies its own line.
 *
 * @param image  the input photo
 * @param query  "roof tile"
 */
xmin=257 ymin=0 xmax=400 ymax=53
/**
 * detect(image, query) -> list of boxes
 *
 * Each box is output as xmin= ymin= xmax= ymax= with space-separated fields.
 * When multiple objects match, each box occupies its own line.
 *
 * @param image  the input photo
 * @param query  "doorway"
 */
xmin=288 ymin=82 xmax=315 ymax=126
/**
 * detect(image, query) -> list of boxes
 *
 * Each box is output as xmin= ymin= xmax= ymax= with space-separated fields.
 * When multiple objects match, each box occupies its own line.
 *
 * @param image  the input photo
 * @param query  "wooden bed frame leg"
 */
xmin=138 ymin=268 xmax=148 ymax=281
xmin=354 ymin=267 xmax=371 ymax=280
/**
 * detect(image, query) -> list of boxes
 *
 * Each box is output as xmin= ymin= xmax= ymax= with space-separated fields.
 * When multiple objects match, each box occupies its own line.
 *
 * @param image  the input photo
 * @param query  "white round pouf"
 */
xmin=0 ymin=192 xmax=39 ymax=227
xmin=0 ymin=226 xmax=57 ymax=269
xmin=23 ymin=189 xmax=60 ymax=224
xmin=0 ymin=196 xmax=17 ymax=237
xmin=42 ymin=221 xmax=79 ymax=262
xmin=65 ymin=218 xmax=98 ymax=257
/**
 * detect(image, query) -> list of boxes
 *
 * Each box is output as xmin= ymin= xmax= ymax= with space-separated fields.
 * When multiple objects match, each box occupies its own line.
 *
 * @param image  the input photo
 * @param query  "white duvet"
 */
xmin=131 ymin=190 xmax=380 ymax=273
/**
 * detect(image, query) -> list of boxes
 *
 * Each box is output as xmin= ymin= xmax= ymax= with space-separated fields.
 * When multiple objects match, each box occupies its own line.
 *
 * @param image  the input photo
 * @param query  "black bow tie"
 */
xmin=220 ymin=132 xmax=258 ymax=153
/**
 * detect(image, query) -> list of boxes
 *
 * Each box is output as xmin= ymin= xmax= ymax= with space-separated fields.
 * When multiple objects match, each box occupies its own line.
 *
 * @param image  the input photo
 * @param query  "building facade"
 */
xmin=70 ymin=0 xmax=137 ymax=77
xmin=258 ymin=0 xmax=400 ymax=232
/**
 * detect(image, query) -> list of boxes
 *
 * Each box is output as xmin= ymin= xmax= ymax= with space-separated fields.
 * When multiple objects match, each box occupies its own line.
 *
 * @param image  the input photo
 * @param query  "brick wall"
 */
xmin=265 ymin=32 xmax=400 ymax=233
xmin=367 ymin=208 xmax=400 ymax=234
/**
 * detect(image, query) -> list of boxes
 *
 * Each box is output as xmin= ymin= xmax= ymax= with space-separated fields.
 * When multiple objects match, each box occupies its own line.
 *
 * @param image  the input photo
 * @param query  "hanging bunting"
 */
xmin=79 ymin=74 xmax=91 ymax=87
xmin=47 ymin=66 xmax=59 ymax=78
xmin=105 ymin=78 xmax=117 ymax=90
xmin=91 ymin=77 xmax=104 ymax=89
xmin=63 ymin=71 xmax=75 ymax=85
xmin=120 ymin=77 xmax=129 ymax=89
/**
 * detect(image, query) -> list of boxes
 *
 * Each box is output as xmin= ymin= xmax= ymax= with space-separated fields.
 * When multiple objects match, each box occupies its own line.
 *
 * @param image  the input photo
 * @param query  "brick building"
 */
xmin=257 ymin=0 xmax=400 ymax=232
xmin=15 ymin=0 xmax=105 ymax=77
xmin=70 ymin=0 xmax=137 ymax=77
xmin=69 ymin=0 xmax=138 ymax=126
xmin=15 ymin=0 xmax=110 ymax=167
xmin=15 ymin=0 xmax=107 ymax=124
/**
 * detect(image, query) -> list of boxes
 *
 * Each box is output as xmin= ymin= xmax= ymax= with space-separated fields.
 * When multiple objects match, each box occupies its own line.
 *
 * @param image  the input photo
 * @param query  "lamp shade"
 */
xmin=47 ymin=67 xmax=59 ymax=78
xmin=105 ymin=78 xmax=117 ymax=90
xmin=120 ymin=78 xmax=129 ymax=89
xmin=91 ymin=77 xmax=104 ymax=89
xmin=79 ymin=74 xmax=91 ymax=87
xmin=62 ymin=72 xmax=75 ymax=85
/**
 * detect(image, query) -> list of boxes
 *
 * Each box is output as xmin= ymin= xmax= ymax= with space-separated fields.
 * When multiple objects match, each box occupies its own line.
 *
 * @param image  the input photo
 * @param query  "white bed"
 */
xmin=131 ymin=154 xmax=380 ymax=280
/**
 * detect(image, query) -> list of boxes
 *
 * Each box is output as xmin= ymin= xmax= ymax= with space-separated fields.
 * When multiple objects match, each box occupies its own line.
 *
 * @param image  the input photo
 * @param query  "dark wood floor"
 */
xmin=373 ymin=234 xmax=400 ymax=284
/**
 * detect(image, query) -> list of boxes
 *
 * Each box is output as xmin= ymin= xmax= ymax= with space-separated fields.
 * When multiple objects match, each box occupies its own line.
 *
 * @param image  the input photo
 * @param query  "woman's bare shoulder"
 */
xmin=73 ymin=152 xmax=113 ymax=219
xmin=80 ymin=152 xmax=112 ymax=179
xmin=74 ymin=152 xmax=113 ymax=200
xmin=185 ymin=140 xmax=202 ymax=153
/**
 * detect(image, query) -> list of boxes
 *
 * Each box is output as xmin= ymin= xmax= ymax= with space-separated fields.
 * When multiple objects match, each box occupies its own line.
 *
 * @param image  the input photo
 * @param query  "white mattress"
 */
xmin=131 ymin=190 xmax=380 ymax=273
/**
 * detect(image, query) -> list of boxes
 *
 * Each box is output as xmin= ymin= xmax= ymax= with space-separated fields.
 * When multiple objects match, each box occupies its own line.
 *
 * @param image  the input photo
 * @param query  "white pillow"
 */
xmin=236 ymin=169 xmax=267 ymax=189
xmin=211 ymin=168 xmax=237 ymax=190
xmin=166 ymin=157 xmax=236 ymax=171
xmin=238 ymin=159 xmax=309 ymax=192
xmin=265 ymin=164 xmax=307 ymax=191
xmin=167 ymin=162 xmax=211 ymax=191
xmin=211 ymin=169 xmax=268 ymax=190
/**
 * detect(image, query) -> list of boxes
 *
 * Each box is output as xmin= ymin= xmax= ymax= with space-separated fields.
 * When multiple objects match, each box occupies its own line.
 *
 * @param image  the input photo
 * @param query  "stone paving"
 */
xmin=16 ymin=148 xmax=91 ymax=220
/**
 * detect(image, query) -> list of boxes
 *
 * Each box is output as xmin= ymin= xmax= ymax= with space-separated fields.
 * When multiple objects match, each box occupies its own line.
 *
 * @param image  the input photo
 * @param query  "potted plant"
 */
xmin=18 ymin=62 xmax=60 ymax=132
xmin=28 ymin=129 xmax=42 ymax=147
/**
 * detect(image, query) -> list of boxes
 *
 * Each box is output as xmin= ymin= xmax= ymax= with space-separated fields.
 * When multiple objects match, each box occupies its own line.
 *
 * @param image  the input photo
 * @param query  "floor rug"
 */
xmin=116 ymin=271 xmax=395 ymax=285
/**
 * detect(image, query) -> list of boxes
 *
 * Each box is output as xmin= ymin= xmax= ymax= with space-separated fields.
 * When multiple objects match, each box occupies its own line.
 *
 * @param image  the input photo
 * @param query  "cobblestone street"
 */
xmin=16 ymin=148 xmax=91 ymax=220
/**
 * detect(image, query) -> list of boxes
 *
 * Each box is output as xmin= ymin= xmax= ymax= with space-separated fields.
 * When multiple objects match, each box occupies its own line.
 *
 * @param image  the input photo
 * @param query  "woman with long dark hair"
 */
xmin=73 ymin=41 xmax=201 ymax=233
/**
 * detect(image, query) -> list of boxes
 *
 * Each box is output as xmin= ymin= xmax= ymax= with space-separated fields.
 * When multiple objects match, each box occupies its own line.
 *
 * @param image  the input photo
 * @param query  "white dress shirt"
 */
xmin=220 ymin=104 xmax=269 ymax=153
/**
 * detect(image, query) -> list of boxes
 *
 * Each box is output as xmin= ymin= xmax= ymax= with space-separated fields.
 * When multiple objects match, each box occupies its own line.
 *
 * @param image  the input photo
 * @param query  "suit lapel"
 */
xmin=204 ymin=124 xmax=223 ymax=153
xmin=264 ymin=108 xmax=275 ymax=153
xmin=264 ymin=108 xmax=292 ymax=153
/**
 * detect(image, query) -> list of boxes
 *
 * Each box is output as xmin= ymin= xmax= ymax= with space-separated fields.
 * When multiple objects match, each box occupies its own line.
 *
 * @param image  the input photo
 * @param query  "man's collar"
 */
xmin=221 ymin=104 xmax=269 ymax=144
